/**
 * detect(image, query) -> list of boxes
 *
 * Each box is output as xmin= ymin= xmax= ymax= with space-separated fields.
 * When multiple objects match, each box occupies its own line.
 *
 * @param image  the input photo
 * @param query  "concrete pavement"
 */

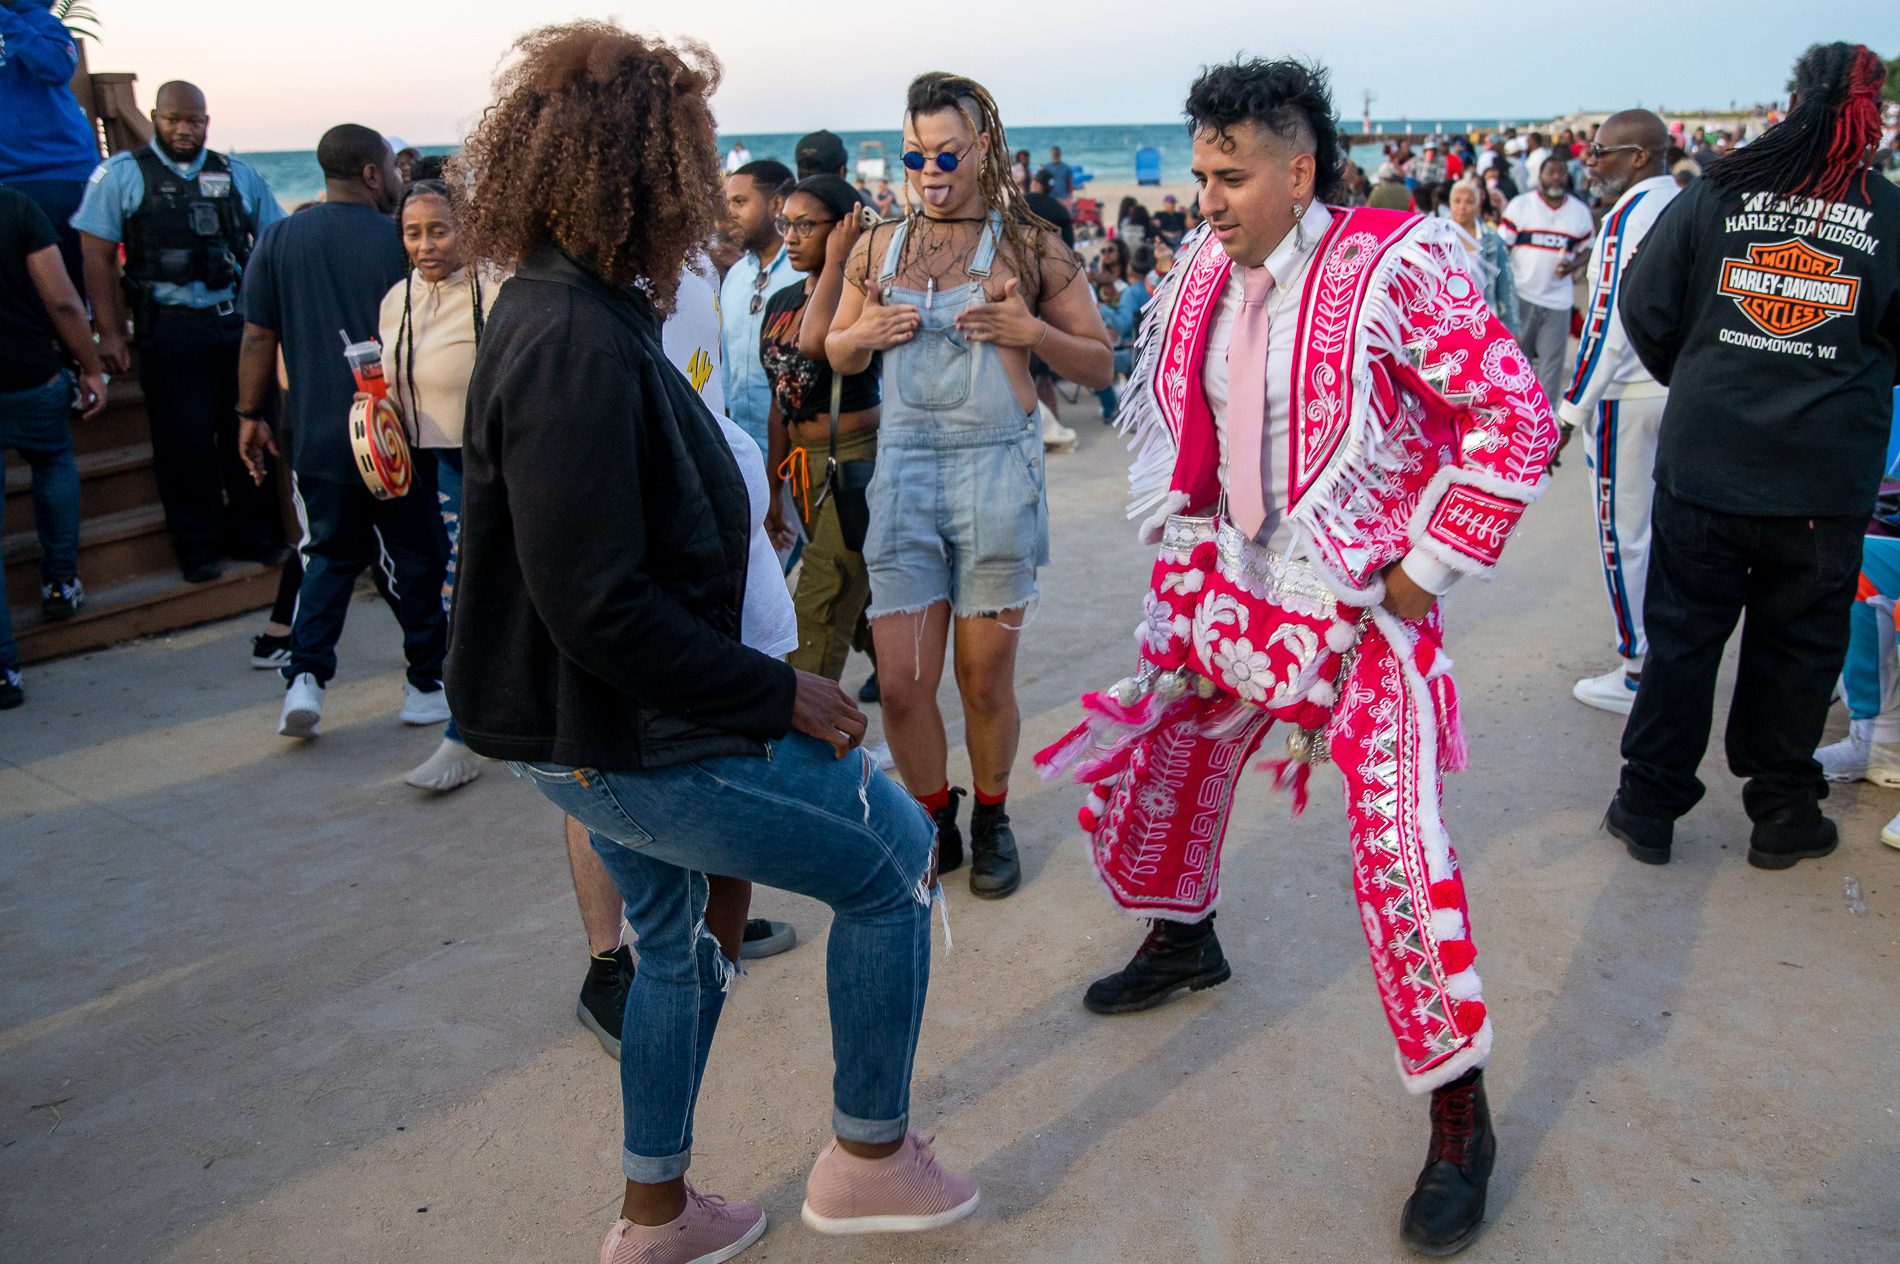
xmin=2 ymin=402 xmax=1895 ymax=1263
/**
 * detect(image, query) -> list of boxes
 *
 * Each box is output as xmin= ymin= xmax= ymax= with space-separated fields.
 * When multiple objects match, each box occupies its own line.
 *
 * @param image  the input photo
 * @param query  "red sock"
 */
xmin=974 ymin=786 xmax=1007 ymax=808
xmin=916 ymin=785 xmax=952 ymax=815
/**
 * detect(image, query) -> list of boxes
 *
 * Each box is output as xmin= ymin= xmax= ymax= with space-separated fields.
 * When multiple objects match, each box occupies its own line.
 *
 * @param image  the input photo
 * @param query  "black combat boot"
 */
xmin=1082 ymin=912 xmax=1230 ymax=1014
xmin=1747 ymin=804 xmax=1839 ymax=870
xmin=1399 ymin=1067 xmax=1497 ymax=1256
xmin=968 ymin=800 xmax=1022 ymax=898
xmin=1604 ymin=791 xmax=1673 ymax=865
xmin=933 ymin=787 xmax=967 ymax=876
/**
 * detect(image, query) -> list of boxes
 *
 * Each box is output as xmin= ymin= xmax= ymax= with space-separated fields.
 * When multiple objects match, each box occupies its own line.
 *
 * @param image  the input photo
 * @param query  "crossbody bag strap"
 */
xmin=813 ymin=373 xmax=844 ymax=509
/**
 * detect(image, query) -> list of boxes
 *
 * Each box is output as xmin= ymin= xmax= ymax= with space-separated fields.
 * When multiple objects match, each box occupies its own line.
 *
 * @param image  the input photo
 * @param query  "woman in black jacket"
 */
xmin=445 ymin=23 xmax=977 ymax=1261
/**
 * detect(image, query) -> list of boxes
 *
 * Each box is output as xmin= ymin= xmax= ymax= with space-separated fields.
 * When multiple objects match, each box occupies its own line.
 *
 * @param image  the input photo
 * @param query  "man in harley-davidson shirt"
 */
xmin=1605 ymin=41 xmax=1900 ymax=874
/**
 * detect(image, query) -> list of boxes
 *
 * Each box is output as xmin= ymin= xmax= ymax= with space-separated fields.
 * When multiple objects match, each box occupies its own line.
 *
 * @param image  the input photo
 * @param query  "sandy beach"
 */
xmin=2 ymin=384 xmax=1893 ymax=1263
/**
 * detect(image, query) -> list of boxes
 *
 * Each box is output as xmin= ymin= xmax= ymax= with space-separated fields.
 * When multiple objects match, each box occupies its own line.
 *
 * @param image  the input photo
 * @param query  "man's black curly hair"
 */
xmin=1184 ymin=58 xmax=1344 ymax=202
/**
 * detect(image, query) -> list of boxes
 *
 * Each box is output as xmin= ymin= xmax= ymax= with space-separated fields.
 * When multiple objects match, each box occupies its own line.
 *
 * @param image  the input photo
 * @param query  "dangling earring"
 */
xmin=1292 ymin=199 xmax=1307 ymax=252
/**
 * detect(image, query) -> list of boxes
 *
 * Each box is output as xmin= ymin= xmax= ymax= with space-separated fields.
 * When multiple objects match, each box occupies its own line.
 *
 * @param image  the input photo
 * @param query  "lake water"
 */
xmin=238 ymin=117 xmax=1533 ymax=208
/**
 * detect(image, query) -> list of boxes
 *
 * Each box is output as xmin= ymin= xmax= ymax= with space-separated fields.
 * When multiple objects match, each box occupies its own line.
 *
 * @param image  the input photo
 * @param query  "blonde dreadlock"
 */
xmin=900 ymin=72 xmax=1059 ymax=299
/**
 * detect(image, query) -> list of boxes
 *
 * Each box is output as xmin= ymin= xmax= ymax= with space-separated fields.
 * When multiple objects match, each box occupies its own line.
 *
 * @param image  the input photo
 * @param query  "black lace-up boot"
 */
xmin=1399 ymin=1067 xmax=1497 ymax=1256
xmin=1082 ymin=912 xmax=1230 ymax=1014
xmin=933 ymin=787 xmax=966 ymax=876
xmin=968 ymin=800 xmax=1021 ymax=898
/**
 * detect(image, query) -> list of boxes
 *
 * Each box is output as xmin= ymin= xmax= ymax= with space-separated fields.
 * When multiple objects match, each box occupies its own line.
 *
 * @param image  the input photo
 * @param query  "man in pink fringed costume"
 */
xmin=1036 ymin=59 xmax=1557 ymax=1256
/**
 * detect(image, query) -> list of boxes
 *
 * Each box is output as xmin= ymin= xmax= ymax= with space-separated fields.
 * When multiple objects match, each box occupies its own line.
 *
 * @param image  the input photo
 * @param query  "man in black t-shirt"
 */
xmin=1026 ymin=171 xmax=1073 ymax=247
xmin=1152 ymin=194 xmax=1187 ymax=245
xmin=0 ymin=183 xmax=107 ymax=706
xmin=233 ymin=125 xmax=449 ymax=742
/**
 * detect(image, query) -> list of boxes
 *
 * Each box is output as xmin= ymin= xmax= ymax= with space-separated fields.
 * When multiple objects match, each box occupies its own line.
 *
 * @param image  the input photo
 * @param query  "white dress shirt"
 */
xmin=1201 ymin=202 xmax=1459 ymax=595
xmin=1202 ymin=201 xmax=1334 ymax=551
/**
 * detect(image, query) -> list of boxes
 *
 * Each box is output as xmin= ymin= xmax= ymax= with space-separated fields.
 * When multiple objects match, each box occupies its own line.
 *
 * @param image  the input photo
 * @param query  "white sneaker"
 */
xmin=279 ymin=672 xmax=324 ymax=738
xmin=1572 ymin=665 xmax=1639 ymax=715
xmin=399 ymin=682 xmax=451 ymax=725
xmin=1881 ymin=809 xmax=1900 ymax=851
xmin=404 ymin=737 xmax=483 ymax=792
xmin=1815 ymin=719 xmax=1900 ymax=786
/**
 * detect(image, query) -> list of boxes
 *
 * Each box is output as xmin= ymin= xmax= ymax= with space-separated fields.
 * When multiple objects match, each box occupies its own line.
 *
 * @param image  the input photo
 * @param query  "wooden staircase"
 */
xmin=3 ymin=378 xmax=281 ymax=664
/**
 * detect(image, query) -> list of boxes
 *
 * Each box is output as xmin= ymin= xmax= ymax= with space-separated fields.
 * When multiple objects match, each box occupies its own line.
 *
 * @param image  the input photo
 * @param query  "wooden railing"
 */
xmin=68 ymin=38 xmax=151 ymax=159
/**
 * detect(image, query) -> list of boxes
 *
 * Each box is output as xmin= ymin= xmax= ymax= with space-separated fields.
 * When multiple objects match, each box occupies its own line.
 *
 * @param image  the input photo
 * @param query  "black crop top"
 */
xmin=758 ymin=280 xmax=880 ymax=423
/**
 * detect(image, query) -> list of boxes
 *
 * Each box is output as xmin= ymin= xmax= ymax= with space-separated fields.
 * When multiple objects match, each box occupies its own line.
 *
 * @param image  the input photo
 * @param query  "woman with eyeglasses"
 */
xmin=760 ymin=175 xmax=883 ymax=683
xmin=827 ymin=71 xmax=1112 ymax=900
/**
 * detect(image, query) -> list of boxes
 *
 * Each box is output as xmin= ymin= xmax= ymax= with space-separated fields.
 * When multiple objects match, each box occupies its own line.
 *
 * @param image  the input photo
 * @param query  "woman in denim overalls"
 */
xmin=828 ymin=73 xmax=1112 ymax=898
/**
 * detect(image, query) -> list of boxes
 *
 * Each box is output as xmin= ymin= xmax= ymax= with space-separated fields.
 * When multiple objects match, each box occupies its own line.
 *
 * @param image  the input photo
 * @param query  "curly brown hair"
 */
xmin=451 ymin=21 xmax=722 ymax=316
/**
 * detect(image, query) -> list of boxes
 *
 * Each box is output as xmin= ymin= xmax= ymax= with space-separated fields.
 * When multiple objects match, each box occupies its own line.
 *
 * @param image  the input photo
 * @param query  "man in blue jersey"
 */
xmin=1557 ymin=109 xmax=1678 ymax=714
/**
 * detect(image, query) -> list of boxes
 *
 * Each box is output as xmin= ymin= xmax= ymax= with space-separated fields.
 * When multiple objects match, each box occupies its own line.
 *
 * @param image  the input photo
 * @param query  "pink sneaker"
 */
xmin=800 ymin=1132 xmax=980 ymax=1234
xmin=598 ymin=1184 xmax=765 ymax=1264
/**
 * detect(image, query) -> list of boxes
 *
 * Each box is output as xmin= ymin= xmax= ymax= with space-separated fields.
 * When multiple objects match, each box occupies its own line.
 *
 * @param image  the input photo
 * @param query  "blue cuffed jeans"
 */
xmin=510 ymin=732 xmax=935 ymax=1183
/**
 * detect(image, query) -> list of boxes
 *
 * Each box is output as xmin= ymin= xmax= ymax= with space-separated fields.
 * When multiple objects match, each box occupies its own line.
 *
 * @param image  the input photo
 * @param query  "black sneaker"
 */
xmin=1083 ymin=913 xmax=1231 ymax=1014
xmin=1604 ymin=792 xmax=1672 ymax=865
xmin=968 ymin=800 xmax=1021 ymax=898
xmin=251 ymin=632 xmax=292 ymax=670
xmin=0 ymin=667 xmax=22 ymax=710
xmin=1399 ymin=1068 xmax=1497 ymax=1256
xmin=40 ymin=577 xmax=84 ymax=621
xmin=576 ymin=944 xmax=634 ymax=1059
xmin=1747 ymin=806 xmax=1839 ymax=870
xmin=933 ymin=787 xmax=967 ymax=876
xmin=857 ymin=671 xmax=880 ymax=705
xmin=738 ymin=917 xmax=797 ymax=959
xmin=183 ymin=561 xmax=224 ymax=583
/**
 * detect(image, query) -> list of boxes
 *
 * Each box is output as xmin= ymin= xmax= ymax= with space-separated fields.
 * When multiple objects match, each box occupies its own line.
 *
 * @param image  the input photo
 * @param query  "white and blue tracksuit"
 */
xmin=1559 ymin=174 xmax=1680 ymax=663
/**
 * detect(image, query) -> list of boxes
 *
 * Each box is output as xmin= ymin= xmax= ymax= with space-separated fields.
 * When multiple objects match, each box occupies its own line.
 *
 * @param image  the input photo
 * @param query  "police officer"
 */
xmin=73 ymin=79 xmax=286 ymax=581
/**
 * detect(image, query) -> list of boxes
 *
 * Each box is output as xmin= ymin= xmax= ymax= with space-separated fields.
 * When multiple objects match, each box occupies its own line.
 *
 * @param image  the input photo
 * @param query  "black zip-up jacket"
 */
xmin=1619 ymin=172 xmax=1900 ymax=517
xmin=447 ymin=247 xmax=797 ymax=769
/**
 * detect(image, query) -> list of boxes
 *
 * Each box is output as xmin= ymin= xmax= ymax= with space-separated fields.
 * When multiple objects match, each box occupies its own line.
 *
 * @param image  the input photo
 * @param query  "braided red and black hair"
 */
xmin=1704 ymin=43 xmax=1886 ymax=203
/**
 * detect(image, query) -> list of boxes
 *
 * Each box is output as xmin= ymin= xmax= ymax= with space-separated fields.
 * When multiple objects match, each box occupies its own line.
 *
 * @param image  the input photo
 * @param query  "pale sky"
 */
xmin=80 ymin=2 xmax=1896 ymax=151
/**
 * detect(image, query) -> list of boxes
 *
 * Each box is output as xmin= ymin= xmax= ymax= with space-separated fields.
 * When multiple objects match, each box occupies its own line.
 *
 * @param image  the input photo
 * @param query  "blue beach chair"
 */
xmin=1135 ymin=147 xmax=1162 ymax=186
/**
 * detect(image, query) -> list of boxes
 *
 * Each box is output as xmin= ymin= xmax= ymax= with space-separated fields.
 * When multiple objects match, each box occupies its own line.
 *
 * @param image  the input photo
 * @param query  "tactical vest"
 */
xmin=122 ymin=148 xmax=257 ymax=298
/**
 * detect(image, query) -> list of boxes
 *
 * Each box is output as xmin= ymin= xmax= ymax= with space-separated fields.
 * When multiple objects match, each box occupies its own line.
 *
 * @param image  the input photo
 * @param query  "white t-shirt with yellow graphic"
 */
xmin=665 ymin=255 xmax=797 ymax=660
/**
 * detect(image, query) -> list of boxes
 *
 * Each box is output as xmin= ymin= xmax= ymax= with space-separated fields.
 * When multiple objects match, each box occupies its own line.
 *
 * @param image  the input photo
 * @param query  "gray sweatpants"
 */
xmin=1518 ymin=300 xmax=1571 ymax=412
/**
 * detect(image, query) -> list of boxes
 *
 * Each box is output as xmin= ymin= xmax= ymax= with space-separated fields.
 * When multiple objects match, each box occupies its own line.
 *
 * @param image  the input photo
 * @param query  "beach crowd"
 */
xmin=3 ymin=2 xmax=1900 ymax=1259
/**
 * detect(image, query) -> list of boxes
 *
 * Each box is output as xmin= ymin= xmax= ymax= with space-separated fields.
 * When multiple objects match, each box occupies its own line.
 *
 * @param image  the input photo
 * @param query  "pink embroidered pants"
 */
xmin=1307 ymin=617 xmax=1492 ymax=1092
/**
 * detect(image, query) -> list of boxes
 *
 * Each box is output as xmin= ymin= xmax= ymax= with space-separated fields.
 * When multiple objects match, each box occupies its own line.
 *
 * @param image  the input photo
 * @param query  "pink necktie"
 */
xmin=1225 ymin=264 xmax=1275 ymax=538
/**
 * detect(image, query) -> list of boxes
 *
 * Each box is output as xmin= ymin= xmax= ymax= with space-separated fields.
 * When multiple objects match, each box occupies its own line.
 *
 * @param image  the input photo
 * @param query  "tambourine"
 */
xmin=349 ymin=395 xmax=413 ymax=499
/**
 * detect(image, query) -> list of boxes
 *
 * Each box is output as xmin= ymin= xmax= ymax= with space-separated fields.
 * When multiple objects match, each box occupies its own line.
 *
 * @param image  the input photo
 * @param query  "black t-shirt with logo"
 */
xmin=759 ymin=281 xmax=880 ymax=423
xmin=0 ymin=186 xmax=64 ymax=392
xmin=1622 ymin=173 xmax=1900 ymax=517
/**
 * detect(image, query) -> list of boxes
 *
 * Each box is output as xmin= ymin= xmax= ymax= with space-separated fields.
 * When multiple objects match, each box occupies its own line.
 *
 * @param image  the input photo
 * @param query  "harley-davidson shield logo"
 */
xmin=1717 ymin=238 xmax=1859 ymax=339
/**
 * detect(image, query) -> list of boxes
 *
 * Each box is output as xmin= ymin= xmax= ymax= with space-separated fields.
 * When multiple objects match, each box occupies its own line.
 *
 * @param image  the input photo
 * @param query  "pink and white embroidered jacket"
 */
xmin=1121 ymin=206 xmax=1560 ymax=603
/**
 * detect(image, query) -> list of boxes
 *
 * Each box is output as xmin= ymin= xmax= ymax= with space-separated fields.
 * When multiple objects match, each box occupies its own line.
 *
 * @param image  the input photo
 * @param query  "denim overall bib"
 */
xmin=865 ymin=211 xmax=1051 ymax=619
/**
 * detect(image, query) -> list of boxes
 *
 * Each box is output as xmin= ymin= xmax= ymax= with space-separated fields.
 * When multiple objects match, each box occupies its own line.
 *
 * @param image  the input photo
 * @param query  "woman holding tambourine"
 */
xmin=760 ymin=175 xmax=884 ymax=684
xmin=370 ymin=178 xmax=501 ymax=792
